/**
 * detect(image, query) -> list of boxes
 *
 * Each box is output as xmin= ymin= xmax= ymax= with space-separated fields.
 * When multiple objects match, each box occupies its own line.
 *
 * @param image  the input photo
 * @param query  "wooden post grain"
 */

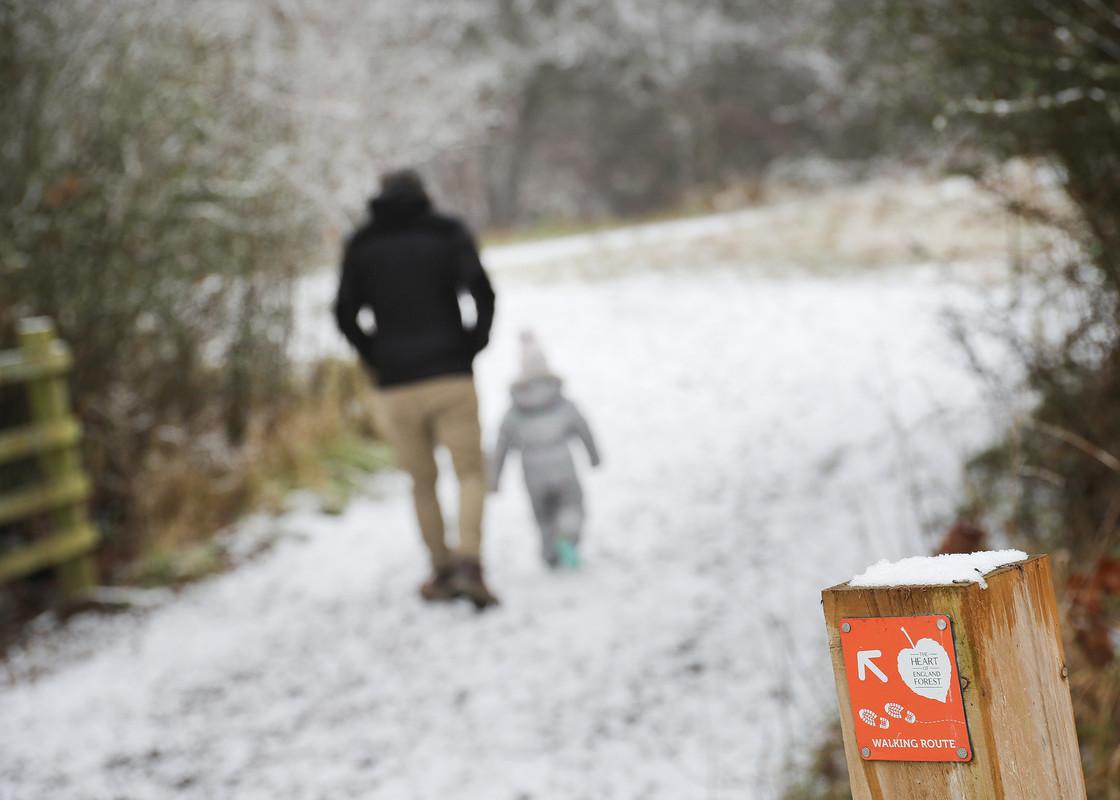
xmin=822 ymin=555 xmax=1085 ymax=799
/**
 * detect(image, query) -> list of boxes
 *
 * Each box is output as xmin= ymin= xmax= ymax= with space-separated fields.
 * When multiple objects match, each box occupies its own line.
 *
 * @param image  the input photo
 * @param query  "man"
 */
xmin=334 ymin=169 xmax=498 ymax=609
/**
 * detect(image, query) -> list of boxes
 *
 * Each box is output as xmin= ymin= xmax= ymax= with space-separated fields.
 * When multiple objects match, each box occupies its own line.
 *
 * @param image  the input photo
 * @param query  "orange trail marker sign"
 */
xmin=839 ymin=614 xmax=971 ymax=762
xmin=823 ymin=557 xmax=1085 ymax=799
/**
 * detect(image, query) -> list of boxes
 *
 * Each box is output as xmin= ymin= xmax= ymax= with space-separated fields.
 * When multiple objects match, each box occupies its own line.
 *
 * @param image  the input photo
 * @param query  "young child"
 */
xmin=490 ymin=331 xmax=601 ymax=568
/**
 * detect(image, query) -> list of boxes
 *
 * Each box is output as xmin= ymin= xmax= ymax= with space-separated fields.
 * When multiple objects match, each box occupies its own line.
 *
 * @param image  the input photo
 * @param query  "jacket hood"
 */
xmin=368 ymin=191 xmax=432 ymax=227
xmin=510 ymin=375 xmax=564 ymax=411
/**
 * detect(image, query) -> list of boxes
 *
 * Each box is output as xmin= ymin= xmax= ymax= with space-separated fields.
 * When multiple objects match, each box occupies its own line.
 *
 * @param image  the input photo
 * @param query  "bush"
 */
xmin=0 ymin=1 xmax=319 ymax=565
xmin=817 ymin=4 xmax=1120 ymax=796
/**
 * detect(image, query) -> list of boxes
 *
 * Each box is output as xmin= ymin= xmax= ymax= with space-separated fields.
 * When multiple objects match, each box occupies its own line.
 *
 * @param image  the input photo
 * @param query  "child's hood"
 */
xmin=510 ymin=375 xmax=564 ymax=412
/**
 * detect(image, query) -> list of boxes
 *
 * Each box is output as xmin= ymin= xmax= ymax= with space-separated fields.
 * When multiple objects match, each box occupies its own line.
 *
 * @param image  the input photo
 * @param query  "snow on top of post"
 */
xmin=849 ymin=550 xmax=1029 ymax=590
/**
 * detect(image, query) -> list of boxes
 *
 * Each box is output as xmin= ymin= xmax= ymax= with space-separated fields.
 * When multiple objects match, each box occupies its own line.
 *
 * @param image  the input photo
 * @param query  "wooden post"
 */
xmin=18 ymin=318 xmax=97 ymax=598
xmin=822 ymin=555 xmax=1086 ymax=799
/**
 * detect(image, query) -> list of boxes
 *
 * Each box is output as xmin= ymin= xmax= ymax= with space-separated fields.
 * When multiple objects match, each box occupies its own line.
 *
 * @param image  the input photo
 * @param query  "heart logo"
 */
xmin=896 ymin=627 xmax=952 ymax=703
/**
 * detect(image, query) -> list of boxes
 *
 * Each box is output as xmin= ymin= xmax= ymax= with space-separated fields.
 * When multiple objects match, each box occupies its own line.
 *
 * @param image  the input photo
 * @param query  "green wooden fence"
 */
xmin=0 ymin=318 xmax=98 ymax=597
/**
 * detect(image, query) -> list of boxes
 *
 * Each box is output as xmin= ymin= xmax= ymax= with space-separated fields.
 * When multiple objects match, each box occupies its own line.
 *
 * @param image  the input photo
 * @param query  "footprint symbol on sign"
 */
xmin=858 ymin=708 xmax=890 ymax=729
xmin=884 ymin=702 xmax=917 ymax=724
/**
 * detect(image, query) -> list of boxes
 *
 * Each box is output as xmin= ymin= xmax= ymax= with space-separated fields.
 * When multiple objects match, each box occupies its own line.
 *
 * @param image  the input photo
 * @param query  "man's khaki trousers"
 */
xmin=376 ymin=375 xmax=485 ymax=570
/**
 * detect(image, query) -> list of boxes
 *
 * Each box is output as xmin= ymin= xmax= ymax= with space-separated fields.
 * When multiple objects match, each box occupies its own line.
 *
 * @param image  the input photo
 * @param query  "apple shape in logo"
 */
xmin=896 ymin=626 xmax=952 ymax=703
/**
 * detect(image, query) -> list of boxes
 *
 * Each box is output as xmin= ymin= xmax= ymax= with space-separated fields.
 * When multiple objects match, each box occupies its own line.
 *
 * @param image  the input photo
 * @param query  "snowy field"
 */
xmin=0 ymin=191 xmax=1019 ymax=799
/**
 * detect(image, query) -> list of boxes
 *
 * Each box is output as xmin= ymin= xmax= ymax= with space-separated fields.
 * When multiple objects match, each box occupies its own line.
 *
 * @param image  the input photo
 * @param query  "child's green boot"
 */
xmin=555 ymin=537 xmax=581 ymax=569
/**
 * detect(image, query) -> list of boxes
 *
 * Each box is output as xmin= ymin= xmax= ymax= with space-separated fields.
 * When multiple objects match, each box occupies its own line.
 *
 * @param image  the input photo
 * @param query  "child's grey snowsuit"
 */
xmin=490 ymin=375 xmax=600 ymax=565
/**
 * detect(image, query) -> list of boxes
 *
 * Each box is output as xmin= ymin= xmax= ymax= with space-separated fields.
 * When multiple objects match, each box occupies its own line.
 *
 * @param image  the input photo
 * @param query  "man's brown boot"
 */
xmin=419 ymin=565 xmax=459 ymax=602
xmin=451 ymin=558 xmax=500 ymax=611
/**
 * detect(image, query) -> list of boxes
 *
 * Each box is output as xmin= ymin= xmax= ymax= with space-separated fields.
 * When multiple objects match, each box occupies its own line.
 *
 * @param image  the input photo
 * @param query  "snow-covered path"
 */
xmin=1 ymin=223 xmax=1008 ymax=799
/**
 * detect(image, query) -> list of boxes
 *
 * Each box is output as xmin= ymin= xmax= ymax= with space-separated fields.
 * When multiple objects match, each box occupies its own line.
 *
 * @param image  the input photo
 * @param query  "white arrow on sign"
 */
xmin=857 ymin=649 xmax=889 ymax=683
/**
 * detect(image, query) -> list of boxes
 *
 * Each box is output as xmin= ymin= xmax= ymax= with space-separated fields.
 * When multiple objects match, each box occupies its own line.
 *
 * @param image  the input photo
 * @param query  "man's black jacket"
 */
xmin=334 ymin=191 xmax=495 ymax=387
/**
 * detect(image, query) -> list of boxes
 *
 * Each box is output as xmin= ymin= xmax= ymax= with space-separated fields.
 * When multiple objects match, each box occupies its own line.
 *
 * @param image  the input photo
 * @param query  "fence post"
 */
xmin=18 ymin=318 xmax=97 ymax=598
xmin=822 ymin=555 xmax=1086 ymax=799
